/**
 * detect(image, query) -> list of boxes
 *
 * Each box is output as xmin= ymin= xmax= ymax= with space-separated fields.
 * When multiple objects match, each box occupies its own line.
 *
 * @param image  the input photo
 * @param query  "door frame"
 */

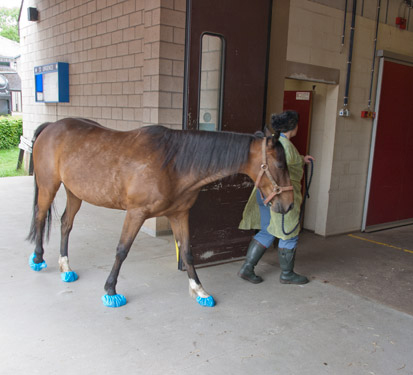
xmin=362 ymin=55 xmax=383 ymax=232
xmin=182 ymin=28 xmax=227 ymax=130
xmin=182 ymin=0 xmax=192 ymax=130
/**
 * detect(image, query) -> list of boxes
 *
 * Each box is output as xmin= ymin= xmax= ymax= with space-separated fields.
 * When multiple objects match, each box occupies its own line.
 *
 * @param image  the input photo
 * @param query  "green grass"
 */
xmin=0 ymin=147 xmax=28 ymax=177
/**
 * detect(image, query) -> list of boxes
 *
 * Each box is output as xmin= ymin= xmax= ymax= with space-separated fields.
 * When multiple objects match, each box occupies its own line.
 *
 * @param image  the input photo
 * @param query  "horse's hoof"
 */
xmin=29 ymin=253 xmax=47 ymax=272
xmin=61 ymin=271 xmax=79 ymax=282
xmin=101 ymin=294 xmax=127 ymax=308
xmin=196 ymin=295 xmax=216 ymax=307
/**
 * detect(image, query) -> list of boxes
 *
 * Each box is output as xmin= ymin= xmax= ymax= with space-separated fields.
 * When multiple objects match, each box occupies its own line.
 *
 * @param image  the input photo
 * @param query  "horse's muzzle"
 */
xmin=271 ymin=202 xmax=294 ymax=214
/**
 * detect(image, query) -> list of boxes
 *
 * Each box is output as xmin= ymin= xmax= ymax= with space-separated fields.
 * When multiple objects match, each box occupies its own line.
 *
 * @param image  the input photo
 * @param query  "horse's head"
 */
xmin=252 ymin=131 xmax=294 ymax=214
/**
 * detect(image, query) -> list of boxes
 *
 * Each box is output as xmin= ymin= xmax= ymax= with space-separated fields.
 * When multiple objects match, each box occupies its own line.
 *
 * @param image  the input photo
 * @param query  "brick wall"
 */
xmin=19 ymin=0 xmax=186 ymax=139
xmin=19 ymin=0 xmax=186 ymax=235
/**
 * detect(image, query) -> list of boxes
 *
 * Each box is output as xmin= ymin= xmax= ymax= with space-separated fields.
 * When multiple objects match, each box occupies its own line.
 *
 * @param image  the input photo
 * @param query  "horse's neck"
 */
xmin=183 ymin=139 xmax=262 ymax=191
xmin=238 ymin=138 xmax=261 ymax=182
xmin=192 ymin=170 xmax=236 ymax=188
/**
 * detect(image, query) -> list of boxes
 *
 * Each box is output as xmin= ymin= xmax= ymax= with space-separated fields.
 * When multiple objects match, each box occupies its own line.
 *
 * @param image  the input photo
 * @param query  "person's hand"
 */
xmin=304 ymin=155 xmax=315 ymax=164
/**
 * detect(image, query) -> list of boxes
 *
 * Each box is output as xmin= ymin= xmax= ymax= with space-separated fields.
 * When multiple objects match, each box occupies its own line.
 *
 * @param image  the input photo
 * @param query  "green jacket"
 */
xmin=239 ymin=136 xmax=304 ymax=240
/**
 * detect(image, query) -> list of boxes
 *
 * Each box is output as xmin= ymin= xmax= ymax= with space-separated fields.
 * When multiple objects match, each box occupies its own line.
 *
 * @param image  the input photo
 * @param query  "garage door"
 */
xmin=363 ymin=56 xmax=413 ymax=231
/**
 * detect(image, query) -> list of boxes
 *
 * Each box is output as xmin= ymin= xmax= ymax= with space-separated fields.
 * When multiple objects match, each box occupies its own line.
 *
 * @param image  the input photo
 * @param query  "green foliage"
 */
xmin=0 ymin=116 xmax=23 ymax=149
xmin=0 ymin=7 xmax=19 ymax=43
xmin=0 ymin=147 xmax=28 ymax=177
xmin=0 ymin=147 xmax=27 ymax=177
xmin=0 ymin=24 xmax=19 ymax=42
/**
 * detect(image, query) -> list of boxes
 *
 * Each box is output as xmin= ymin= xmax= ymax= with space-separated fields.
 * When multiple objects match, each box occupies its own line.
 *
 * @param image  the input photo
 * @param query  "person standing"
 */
xmin=238 ymin=110 xmax=314 ymax=285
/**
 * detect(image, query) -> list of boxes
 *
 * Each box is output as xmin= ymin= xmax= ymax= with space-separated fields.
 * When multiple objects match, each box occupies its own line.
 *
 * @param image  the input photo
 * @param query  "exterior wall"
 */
xmin=19 ymin=0 xmax=186 ymax=236
xmin=285 ymin=0 xmax=413 ymax=235
xmin=19 ymin=0 xmax=413 ymax=237
xmin=19 ymin=0 xmax=185 ymax=139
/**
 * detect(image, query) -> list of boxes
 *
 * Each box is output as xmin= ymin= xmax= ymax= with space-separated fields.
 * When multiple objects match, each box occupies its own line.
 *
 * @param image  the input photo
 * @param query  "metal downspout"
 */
xmin=368 ymin=0 xmax=381 ymax=110
xmin=340 ymin=0 xmax=348 ymax=52
xmin=343 ymin=0 xmax=357 ymax=111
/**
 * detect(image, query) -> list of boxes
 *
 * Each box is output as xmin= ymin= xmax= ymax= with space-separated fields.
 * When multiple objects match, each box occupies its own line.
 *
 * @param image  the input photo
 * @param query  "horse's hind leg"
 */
xmin=169 ymin=212 xmax=215 ymax=307
xmin=59 ymin=187 xmax=82 ymax=282
xmin=29 ymin=179 xmax=60 ymax=271
xmin=102 ymin=209 xmax=146 ymax=308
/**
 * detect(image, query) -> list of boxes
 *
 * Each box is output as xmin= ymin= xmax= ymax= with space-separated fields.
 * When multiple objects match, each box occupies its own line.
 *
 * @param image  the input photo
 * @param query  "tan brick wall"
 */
xmin=142 ymin=0 xmax=185 ymax=128
xmin=19 ymin=0 xmax=185 ymax=236
xmin=19 ymin=0 xmax=186 ymax=138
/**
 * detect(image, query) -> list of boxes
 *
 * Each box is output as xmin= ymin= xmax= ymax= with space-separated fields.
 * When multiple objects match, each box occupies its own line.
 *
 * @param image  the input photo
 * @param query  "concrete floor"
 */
xmin=1 ymin=176 xmax=412 ymax=375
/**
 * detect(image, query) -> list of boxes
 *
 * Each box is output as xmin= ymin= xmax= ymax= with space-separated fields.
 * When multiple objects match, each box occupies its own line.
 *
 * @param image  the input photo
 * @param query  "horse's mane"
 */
xmin=144 ymin=126 xmax=263 ymax=176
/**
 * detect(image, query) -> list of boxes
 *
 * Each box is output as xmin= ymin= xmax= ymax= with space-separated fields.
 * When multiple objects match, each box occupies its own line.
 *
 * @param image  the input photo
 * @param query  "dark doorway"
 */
xmin=283 ymin=90 xmax=312 ymax=156
xmin=283 ymin=89 xmax=313 ymax=227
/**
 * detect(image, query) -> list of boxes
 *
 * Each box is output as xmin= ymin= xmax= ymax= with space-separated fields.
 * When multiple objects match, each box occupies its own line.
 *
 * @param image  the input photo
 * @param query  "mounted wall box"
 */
xmin=27 ymin=7 xmax=39 ymax=21
xmin=34 ymin=62 xmax=69 ymax=103
xmin=396 ymin=17 xmax=407 ymax=30
xmin=361 ymin=110 xmax=376 ymax=119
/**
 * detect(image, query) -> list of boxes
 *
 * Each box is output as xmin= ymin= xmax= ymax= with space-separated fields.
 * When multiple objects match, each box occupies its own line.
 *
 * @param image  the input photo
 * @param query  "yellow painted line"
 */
xmin=348 ymin=234 xmax=413 ymax=254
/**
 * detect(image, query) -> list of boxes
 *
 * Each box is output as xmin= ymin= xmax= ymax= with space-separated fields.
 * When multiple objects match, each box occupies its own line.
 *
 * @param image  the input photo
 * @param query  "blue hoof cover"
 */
xmin=101 ymin=294 xmax=127 ymax=308
xmin=29 ymin=253 xmax=47 ymax=272
xmin=61 ymin=271 xmax=79 ymax=282
xmin=196 ymin=295 xmax=216 ymax=307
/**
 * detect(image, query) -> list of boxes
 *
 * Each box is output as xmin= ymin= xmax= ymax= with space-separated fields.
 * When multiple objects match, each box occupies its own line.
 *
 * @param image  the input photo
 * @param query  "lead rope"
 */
xmin=281 ymin=159 xmax=314 ymax=236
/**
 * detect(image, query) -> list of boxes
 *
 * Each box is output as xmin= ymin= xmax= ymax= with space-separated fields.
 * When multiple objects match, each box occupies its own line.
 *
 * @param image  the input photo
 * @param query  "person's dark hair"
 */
xmin=270 ymin=110 xmax=299 ymax=137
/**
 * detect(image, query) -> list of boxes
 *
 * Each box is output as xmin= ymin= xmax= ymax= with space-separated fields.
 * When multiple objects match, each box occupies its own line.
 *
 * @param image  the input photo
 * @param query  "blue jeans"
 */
xmin=253 ymin=190 xmax=298 ymax=249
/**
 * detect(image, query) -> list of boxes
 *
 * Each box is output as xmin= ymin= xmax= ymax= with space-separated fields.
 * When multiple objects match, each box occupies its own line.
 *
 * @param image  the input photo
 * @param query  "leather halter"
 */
xmin=255 ymin=138 xmax=293 ymax=206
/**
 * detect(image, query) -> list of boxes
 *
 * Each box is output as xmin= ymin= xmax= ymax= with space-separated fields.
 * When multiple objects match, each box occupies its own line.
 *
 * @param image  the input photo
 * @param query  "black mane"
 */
xmin=144 ymin=126 xmax=262 ymax=176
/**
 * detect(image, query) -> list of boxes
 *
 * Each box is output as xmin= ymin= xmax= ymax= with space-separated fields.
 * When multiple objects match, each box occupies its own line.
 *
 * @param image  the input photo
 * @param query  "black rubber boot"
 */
xmin=278 ymin=247 xmax=309 ymax=284
xmin=238 ymin=239 xmax=267 ymax=284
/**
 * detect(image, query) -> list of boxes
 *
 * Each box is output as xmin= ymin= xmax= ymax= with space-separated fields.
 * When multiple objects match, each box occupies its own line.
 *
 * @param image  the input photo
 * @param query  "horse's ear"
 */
xmin=265 ymin=131 xmax=280 ymax=150
xmin=263 ymin=125 xmax=280 ymax=149
xmin=264 ymin=126 xmax=272 ymax=137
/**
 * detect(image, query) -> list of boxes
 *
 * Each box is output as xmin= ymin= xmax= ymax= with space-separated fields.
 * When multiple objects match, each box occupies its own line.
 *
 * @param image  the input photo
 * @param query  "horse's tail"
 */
xmin=27 ymin=122 xmax=53 ymax=243
xmin=32 ymin=121 xmax=52 ymax=143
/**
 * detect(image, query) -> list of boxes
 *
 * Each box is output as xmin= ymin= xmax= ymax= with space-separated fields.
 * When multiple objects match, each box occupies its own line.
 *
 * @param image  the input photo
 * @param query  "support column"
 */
xmin=141 ymin=0 xmax=186 ymax=236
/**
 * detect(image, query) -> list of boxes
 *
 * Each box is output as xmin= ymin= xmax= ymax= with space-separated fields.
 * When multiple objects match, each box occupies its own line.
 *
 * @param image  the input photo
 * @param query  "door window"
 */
xmin=198 ymin=34 xmax=225 ymax=131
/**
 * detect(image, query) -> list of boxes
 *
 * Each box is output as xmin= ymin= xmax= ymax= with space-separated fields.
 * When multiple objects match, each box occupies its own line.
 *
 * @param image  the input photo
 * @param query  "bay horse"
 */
xmin=27 ymin=118 xmax=293 ymax=308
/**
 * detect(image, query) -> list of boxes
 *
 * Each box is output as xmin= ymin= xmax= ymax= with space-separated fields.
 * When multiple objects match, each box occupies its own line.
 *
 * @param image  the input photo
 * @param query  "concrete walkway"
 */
xmin=0 ymin=177 xmax=412 ymax=375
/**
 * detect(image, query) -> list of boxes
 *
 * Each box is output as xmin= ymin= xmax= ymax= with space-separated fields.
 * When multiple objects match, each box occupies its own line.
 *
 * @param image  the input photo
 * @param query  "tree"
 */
xmin=0 ymin=7 xmax=19 ymax=43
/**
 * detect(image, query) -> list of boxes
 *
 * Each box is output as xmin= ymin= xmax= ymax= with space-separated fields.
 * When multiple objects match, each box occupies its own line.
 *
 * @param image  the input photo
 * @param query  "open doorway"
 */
xmin=283 ymin=78 xmax=338 ymax=236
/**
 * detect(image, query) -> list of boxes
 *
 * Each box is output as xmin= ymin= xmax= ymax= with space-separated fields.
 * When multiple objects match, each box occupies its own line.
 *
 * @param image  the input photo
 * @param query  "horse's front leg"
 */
xmin=168 ymin=211 xmax=215 ymax=307
xmin=102 ymin=209 xmax=145 ymax=308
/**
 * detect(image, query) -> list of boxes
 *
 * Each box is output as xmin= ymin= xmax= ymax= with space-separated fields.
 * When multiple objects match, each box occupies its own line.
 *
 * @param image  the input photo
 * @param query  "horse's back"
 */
xmin=34 ymin=118 xmax=143 ymax=155
xmin=32 ymin=118 xmax=168 ymax=210
xmin=35 ymin=118 xmax=116 ymax=141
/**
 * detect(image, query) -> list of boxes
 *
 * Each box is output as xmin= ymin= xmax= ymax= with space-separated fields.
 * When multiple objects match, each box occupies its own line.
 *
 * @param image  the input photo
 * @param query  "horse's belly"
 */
xmin=62 ymin=172 xmax=127 ymax=210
